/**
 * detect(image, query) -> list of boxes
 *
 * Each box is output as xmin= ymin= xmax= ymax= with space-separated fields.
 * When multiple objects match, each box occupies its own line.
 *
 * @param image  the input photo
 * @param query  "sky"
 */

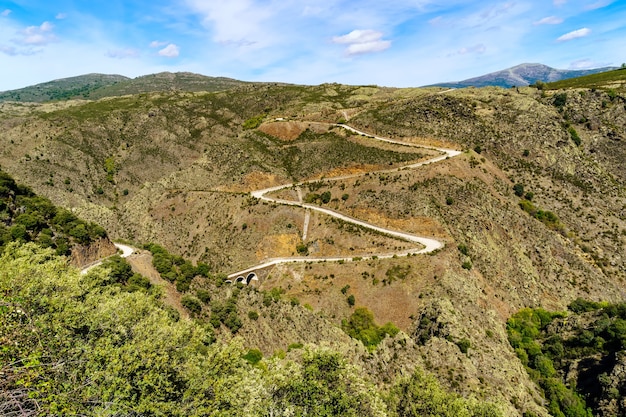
xmin=0 ymin=0 xmax=624 ymax=91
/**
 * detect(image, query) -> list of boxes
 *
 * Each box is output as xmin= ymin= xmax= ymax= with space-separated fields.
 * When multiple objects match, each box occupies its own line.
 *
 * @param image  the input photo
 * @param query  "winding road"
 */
xmin=228 ymin=124 xmax=461 ymax=279
xmin=80 ymin=243 xmax=135 ymax=274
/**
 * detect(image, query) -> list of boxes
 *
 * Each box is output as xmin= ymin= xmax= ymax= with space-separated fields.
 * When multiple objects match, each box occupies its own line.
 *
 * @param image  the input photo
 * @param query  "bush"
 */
xmin=513 ymin=183 xmax=525 ymax=197
xmin=242 ymin=348 xmax=263 ymax=365
xmin=243 ymin=114 xmax=265 ymax=130
xmin=342 ymin=307 xmax=398 ymax=350
xmin=248 ymin=311 xmax=259 ymax=321
xmin=347 ymin=294 xmax=356 ymax=306
xmin=553 ymin=92 xmax=567 ymax=108
xmin=568 ymin=127 xmax=581 ymax=146
xmin=196 ymin=289 xmax=211 ymax=304
xmin=181 ymin=295 xmax=202 ymax=315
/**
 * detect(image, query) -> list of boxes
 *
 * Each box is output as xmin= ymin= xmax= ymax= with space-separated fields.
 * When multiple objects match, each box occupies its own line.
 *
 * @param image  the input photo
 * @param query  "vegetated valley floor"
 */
xmin=0 ymin=79 xmax=625 ymax=416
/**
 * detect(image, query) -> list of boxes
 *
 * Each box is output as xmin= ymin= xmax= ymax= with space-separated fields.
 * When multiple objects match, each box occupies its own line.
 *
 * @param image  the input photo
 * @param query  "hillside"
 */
xmin=0 ymin=167 xmax=115 ymax=266
xmin=430 ymin=63 xmax=617 ymax=88
xmin=0 ymin=73 xmax=625 ymax=416
xmin=0 ymin=73 xmax=129 ymax=102
xmin=0 ymin=72 xmax=250 ymax=103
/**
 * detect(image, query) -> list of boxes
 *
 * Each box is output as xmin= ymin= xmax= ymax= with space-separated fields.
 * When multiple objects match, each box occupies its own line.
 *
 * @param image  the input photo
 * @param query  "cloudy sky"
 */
xmin=0 ymin=0 xmax=624 ymax=91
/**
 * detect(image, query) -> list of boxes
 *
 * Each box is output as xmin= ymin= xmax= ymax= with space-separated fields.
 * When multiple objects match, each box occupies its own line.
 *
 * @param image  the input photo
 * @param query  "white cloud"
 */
xmin=534 ymin=16 xmax=563 ymax=25
xmin=457 ymin=44 xmax=486 ymax=55
xmin=106 ymin=48 xmax=140 ymax=59
xmin=16 ymin=21 xmax=56 ymax=46
xmin=158 ymin=43 xmax=180 ymax=57
xmin=185 ymin=0 xmax=272 ymax=48
xmin=55 ymin=13 xmax=67 ymax=20
xmin=568 ymin=59 xmax=611 ymax=69
xmin=553 ymin=0 xmax=567 ymax=5
xmin=557 ymin=28 xmax=591 ymax=42
xmin=333 ymin=29 xmax=391 ymax=56
xmin=585 ymin=0 xmax=615 ymax=10
xmin=1 ymin=9 xmax=11 ymax=17
xmin=149 ymin=40 xmax=168 ymax=48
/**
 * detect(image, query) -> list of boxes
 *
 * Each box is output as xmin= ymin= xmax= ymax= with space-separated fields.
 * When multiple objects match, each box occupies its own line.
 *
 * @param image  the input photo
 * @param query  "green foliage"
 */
xmin=568 ymin=298 xmax=606 ymax=313
xmin=341 ymin=284 xmax=351 ymax=294
xmin=145 ymin=242 xmax=204 ymax=292
xmin=271 ymin=349 xmax=387 ymax=416
xmin=347 ymin=294 xmax=356 ymax=306
xmin=568 ymin=127 xmax=581 ymax=146
xmin=544 ymin=67 xmax=626 ymax=90
xmin=342 ymin=307 xmax=399 ymax=351
xmin=0 ymin=168 xmax=106 ymax=255
xmin=0 ymin=242 xmax=270 ymax=416
xmin=389 ymin=368 xmax=503 ymax=417
xmin=288 ymin=342 xmax=304 ymax=351
xmin=296 ymin=242 xmax=308 ymax=255
xmin=248 ymin=310 xmax=259 ymax=320
xmin=385 ymin=264 xmax=411 ymax=284
xmin=518 ymin=199 xmax=563 ymax=231
xmin=196 ymin=289 xmax=211 ymax=304
xmin=458 ymin=243 xmax=470 ymax=256
xmin=242 ymin=348 xmax=263 ymax=365
xmin=507 ymin=308 xmax=592 ymax=417
xmin=446 ymin=196 xmax=455 ymax=205
xmin=181 ymin=295 xmax=202 ymax=315
xmin=553 ymin=93 xmax=568 ymax=108
xmin=242 ymin=114 xmax=265 ymax=130
xmin=210 ymin=295 xmax=242 ymax=333
xmin=456 ymin=338 xmax=472 ymax=354
xmin=513 ymin=183 xmax=525 ymax=197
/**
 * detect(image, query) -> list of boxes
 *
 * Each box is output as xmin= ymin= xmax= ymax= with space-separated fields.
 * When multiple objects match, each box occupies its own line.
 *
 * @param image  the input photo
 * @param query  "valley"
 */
xmin=1 ymin=68 xmax=625 ymax=416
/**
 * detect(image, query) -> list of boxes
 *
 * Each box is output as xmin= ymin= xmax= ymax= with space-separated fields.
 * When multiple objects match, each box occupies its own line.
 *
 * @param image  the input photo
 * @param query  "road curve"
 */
xmin=228 ymin=124 xmax=461 ymax=279
xmin=80 ymin=242 xmax=136 ymax=275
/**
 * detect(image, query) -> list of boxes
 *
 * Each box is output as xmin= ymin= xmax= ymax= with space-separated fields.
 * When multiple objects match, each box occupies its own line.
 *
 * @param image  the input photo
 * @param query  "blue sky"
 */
xmin=0 ymin=0 xmax=624 ymax=91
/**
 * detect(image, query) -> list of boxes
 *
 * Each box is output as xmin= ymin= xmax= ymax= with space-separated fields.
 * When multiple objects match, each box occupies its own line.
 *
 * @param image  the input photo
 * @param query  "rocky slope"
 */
xmin=0 ymin=78 xmax=624 ymax=416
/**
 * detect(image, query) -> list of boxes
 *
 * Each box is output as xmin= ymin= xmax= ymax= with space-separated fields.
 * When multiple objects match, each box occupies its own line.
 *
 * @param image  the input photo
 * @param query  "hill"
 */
xmin=0 ymin=72 xmax=250 ymax=103
xmin=430 ymin=63 xmax=617 ymax=88
xmin=0 ymin=73 xmax=129 ymax=102
xmin=0 ymin=73 xmax=624 ymax=416
xmin=544 ymin=66 xmax=626 ymax=90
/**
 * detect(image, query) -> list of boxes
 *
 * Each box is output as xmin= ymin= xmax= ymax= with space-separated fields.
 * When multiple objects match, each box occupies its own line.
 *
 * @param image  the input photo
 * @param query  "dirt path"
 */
xmin=228 ymin=124 xmax=461 ymax=279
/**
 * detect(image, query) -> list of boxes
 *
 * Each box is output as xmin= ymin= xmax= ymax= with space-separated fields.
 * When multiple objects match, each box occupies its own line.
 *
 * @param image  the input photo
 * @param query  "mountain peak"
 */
xmin=430 ymin=63 xmax=617 ymax=88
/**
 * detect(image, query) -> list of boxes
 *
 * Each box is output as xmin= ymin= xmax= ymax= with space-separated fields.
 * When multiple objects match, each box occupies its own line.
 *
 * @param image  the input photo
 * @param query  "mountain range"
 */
xmin=427 ymin=62 xmax=618 ymax=88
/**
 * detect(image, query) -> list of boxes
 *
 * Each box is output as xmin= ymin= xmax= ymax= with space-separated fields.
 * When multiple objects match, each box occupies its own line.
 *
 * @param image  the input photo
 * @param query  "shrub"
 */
xmin=568 ymin=127 xmax=581 ymax=146
xmin=196 ymin=289 xmax=211 ymax=304
xmin=242 ymin=348 xmax=263 ymax=365
xmin=445 ymin=196 xmax=454 ymax=205
xmin=243 ymin=114 xmax=265 ymax=130
xmin=553 ymin=92 xmax=567 ymax=108
xmin=248 ymin=311 xmax=259 ymax=321
xmin=513 ymin=183 xmax=525 ymax=197
xmin=342 ymin=307 xmax=398 ymax=350
xmin=181 ymin=295 xmax=202 ymax=315
xmin=347 ymin=294 xmax=356 ymax=306
xmin=456 ymin=338 xmax=471 ymax=354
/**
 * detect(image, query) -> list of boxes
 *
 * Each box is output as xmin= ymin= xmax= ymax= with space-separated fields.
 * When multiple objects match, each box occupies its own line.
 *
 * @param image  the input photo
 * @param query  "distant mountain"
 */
xmin=0 ymin=72 xmax=249 ymax=103
xmin=429 ymin=63 xmax=618 ymax=88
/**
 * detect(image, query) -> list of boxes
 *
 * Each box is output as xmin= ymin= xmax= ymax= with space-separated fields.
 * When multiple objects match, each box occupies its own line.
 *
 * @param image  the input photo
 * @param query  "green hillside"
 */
xmin=0 ymin=168 xmax=106 ymax=256
xmin=545 ymin=67 xmax=626 ymax=90
xmin=0 ymin=74 xmax=128 ymax=103
xmin=0 ymin=72 xmax=250 ymax=103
